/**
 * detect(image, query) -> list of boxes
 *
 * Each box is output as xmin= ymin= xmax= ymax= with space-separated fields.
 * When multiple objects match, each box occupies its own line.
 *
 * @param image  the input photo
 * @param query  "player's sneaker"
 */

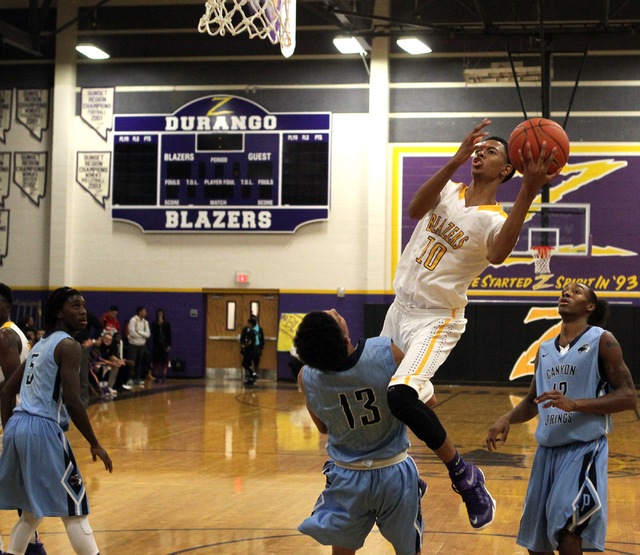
xmin=418 ymin=477 xmax=428 ymax=498
xmin=25 ymin=538 xmax=47 ymax=555
xmin=450 ymin=463 xmax=495 ymax=529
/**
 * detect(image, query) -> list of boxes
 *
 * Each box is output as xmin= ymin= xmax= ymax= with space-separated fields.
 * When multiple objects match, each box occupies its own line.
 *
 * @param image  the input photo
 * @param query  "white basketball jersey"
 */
xmin=0 ymin=321 xmax=30 ymax=381
xmin=394 ymin=180 xmax=507 ymax=309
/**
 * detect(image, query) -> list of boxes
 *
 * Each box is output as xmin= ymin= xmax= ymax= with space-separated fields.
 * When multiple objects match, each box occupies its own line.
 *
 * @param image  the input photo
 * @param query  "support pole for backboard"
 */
xmin=538 ymin=0 xmax=551 ymax=243
xmin=507 ymin=44 xmax=527 ymax=120
xmin=562 ymin=45 xmax=589 ymax=130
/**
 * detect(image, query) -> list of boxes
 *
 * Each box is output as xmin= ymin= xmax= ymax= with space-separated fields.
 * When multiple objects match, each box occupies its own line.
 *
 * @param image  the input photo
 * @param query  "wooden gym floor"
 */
xmin=1 ymin=374 xmax=639 ymax=555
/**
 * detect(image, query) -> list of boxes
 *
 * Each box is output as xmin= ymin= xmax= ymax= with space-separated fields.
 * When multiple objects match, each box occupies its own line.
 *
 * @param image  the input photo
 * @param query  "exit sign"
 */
xmin=236 ymin=271 xmax=250 ymax=284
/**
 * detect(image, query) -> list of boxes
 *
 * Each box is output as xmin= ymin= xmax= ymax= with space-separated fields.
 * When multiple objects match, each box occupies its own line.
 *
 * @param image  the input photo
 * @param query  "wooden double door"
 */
xmin=205 ymin=289 xmax=279 ymax=370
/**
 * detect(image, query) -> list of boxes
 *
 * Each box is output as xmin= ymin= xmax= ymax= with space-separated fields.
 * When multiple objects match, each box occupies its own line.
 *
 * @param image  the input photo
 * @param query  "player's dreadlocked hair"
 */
xmin=294 ymin=311 xmax=348 ymax=372
xmin=43 ymin=287 xmax=81 ymax=332
xmin=583 ymin=285 xmax=611 ymax=328
xmin=0 ymin=282 xmax=12 ymax=306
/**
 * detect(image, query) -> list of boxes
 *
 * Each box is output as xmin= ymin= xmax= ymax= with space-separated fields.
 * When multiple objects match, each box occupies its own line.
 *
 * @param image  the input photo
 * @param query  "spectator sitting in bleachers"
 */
xmin=111 ymin=332 xmax=135 ymax=392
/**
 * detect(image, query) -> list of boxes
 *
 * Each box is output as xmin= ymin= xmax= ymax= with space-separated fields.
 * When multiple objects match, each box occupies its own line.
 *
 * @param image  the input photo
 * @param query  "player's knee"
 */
xmin=62 ymin=515 xmax=99 ymax=555
xmin=19 ymin=511 xmax=43 ymax=529
xmin=387 ymin=384 xmax=418 ymax=414
xmin=387 ymin=385 xmax=447 ymax=451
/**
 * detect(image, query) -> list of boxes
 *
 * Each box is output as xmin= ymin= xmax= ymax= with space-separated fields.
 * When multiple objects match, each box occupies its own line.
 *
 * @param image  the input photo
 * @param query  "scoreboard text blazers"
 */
xmin=111 ymin=95 xmax=331 ymax=233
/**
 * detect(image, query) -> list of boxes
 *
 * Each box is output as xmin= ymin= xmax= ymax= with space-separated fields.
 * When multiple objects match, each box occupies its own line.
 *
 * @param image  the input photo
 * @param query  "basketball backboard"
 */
xmin=501 ymin=203 xmax=590 ymax=256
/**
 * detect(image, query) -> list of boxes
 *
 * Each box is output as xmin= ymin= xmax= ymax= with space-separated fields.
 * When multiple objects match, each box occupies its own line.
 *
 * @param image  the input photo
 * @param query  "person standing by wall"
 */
xmin=151 ymin=309 xmax=172 ymax=384
xmin=250 ymin=316 xmax=264 ymax=378
xmin=240 ymin=318 xmax=257 ymax=385
xmin=127 ymin=306 xmax=150 ymax=386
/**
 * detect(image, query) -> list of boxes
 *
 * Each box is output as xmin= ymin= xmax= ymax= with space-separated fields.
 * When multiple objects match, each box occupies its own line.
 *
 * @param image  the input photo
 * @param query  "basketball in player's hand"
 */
xmin=507 ymin=118 xmax=570 ymax=174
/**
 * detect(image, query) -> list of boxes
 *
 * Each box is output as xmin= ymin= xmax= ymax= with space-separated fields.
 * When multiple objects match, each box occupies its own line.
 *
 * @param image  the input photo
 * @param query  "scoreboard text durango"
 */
xmin=111 ymin=95 xmax=331 ymax=233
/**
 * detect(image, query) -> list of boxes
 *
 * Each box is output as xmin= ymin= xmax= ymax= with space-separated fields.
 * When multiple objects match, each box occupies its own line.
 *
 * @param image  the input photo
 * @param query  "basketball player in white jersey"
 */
xmin=0 ymin=283 xmax=47 ymax=555
xmin=0 ymin=287 xmax=112 ymax=555
xmin=383 ymin=119 xmax=563 ymax=530
xmin=487 ymin=283 xmax=636 ymax=554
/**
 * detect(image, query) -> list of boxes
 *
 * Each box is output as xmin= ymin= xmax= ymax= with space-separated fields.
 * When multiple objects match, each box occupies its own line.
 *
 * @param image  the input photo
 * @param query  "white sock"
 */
xmin=61 ymin=516 xmax=99 ymax=555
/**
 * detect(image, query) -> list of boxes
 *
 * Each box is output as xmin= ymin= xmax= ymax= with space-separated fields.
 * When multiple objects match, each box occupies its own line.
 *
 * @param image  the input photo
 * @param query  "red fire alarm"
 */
xmin=236 ymin=271 xmax=249 ymax=284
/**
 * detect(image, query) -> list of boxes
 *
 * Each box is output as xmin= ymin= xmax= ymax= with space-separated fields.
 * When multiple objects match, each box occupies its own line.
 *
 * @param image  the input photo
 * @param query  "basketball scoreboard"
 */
xmin=111 ymin=95 xmax=331 ymax=232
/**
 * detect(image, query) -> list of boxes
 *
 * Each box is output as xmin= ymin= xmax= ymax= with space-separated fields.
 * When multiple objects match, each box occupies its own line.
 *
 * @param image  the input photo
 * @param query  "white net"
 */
xmin=198 ymin=0 xmax=294 ymax=49
xmin=531 ymin=246 xmax=554 ymax=275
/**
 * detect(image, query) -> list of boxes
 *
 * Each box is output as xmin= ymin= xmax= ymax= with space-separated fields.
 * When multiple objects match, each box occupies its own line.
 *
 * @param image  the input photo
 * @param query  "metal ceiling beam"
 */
xmin=0 ymin=19 xmax=41 ymax=57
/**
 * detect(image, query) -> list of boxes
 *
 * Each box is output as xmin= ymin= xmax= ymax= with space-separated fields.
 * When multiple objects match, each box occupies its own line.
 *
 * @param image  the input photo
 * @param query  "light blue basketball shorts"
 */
xmin=298 ymin=457 xmax=424 ymax=555
xmin=517 ymin=436 xmax=608 ymax=553
xmin=0 ymin=412 xmax=90 ymax=518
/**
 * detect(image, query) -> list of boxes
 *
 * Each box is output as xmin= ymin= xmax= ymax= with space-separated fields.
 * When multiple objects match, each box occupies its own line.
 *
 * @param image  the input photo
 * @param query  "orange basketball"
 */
xmin=507 ymin=118 xmax=570 ymax=174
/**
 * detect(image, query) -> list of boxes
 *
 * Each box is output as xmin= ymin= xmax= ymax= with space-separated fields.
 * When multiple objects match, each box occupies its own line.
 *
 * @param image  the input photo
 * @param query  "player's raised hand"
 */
xmin=453 ymin=118 xmax=492 ymax=164
xmin=518 ymin=141 xmax=562 ymax=195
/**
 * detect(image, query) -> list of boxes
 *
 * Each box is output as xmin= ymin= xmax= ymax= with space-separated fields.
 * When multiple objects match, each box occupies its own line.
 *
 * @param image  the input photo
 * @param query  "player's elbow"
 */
xmin=407 ymin=204 xmax=425 ymax=220
xmin=486 ymin=250 xmax=507 ymax=265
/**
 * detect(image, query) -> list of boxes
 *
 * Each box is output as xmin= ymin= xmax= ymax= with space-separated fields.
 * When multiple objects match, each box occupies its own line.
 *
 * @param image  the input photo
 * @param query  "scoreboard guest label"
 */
xmin=111 ymin=95 xmax=331 ymax=233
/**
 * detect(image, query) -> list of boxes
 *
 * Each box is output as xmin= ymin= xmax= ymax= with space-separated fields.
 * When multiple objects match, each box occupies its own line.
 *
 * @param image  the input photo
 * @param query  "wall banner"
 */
xmin=0 ymin=90 xmax=11 ymax=143
xmin=111 ymin=95 xmax=331 ymax=233
xmin=0 ymin=152 xmax=10 ymax=206
xmin=76 ymin=152 xmax=111 ymax=207
xmin=393 ymin=145 xmax=640 ymax=306
xmin=16 ymin=89 xmax=49 ymax=141
xmin=0 ymin=209 xmax=8 ymax=265
xmin=81 ymin=87 xmax=114 ymax=140
xmin=13 ymin=152 xmax=47 ymax=206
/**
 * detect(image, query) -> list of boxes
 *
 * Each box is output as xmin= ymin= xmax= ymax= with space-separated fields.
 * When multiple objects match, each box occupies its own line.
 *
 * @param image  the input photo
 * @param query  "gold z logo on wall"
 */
xmin=510 ymin=307 xmax=562 ymax=380
xmin=206 ymin=97 xmax=234 ymax=116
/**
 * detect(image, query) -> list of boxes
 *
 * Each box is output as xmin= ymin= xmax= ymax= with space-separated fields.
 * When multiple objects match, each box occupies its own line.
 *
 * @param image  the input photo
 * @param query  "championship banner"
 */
xmin=81 ymin=87 xmax=114 ymax=140
xmin=393 ymin=145 xmax=640 ymax=305
xmin=13 ymin=152 xmax=47 ymax=206
xmin=111 ymin=95 xmax=331 ymax=233
xmin=16 ymin=89 xmax=49 ymax=141
xmin=0 ymin=209 xmax=8 ymax=265
xmin=0 ymin=90 xmax=11 ymax=143
xmin=76 ymin=152 xmax=111 ymax=207
xmin=0 ymin=153 xmax=10 ymax=206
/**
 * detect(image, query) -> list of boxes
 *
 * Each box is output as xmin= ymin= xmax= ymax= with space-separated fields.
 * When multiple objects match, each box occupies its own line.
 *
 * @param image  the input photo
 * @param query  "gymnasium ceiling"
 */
xmin=2 ymin=0 xmax=640 ymax=60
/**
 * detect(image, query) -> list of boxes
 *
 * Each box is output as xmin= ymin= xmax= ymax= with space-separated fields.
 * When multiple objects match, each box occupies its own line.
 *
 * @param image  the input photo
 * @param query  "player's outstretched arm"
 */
xmin=535 ymin=331 xmax=637 ymax=414
xmin=408 ymin=118 xmax=491 ymax=220
xmin=487 ymin=141 xmax=562 ymax=264
xmin=56 ymin=338 xmax=113 ymax=473
xmin=486 ymin=365 xmax=539 ymax=452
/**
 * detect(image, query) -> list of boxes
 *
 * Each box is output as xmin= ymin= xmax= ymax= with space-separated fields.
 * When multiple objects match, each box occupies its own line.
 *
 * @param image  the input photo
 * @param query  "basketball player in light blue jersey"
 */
xmin=486 ymin=282 xmax=637 ymax=555
xmin=295 ymin=310 xmax=425 ymax=555
xmin=0 ymin=283 xmax=47 ymax=555
xmin=0 ymin=287 xmax=113 ymax=555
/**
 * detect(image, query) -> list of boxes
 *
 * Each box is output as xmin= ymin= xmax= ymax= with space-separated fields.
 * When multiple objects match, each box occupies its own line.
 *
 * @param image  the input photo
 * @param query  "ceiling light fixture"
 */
xmin=397 ymin=38 xmax=432 ymax=55
xmin=76 ymin=44 xmax=110 ymax=59
xmin=333 ymin=36 xmax=368 ymax=55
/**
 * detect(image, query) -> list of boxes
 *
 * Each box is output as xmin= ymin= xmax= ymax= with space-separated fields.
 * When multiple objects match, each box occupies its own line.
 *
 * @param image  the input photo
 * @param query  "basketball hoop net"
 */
xmin=198 ymin=0 xmax=296 ymax=57
xmin=531 ymin=246 xmax=554 ymax=275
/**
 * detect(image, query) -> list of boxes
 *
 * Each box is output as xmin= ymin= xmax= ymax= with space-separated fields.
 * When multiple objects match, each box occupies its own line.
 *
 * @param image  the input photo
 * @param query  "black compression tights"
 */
xmin=387 ymin=385 xmax=447 ymax=451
